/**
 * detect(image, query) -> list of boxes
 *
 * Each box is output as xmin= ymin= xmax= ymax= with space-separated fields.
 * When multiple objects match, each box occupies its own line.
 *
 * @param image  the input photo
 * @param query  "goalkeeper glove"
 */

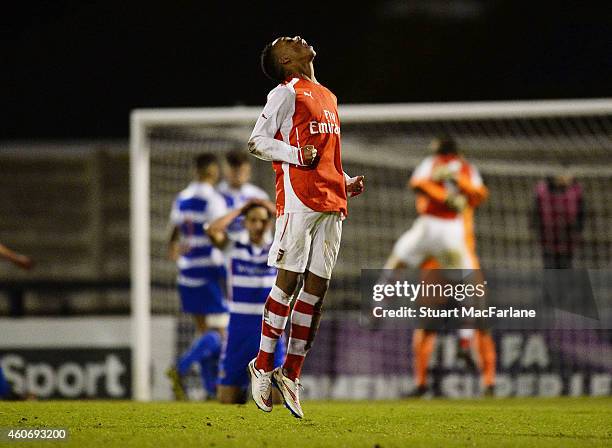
xmin=445 ymin=194 xmax=467 ymax=212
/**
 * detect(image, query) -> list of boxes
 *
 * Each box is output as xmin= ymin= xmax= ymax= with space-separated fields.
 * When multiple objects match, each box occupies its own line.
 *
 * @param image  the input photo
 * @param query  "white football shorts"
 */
xmin=393 ymin=215 xmax=477 ymax=269
xmin=268 ymin=211 xmax=342 ymax=279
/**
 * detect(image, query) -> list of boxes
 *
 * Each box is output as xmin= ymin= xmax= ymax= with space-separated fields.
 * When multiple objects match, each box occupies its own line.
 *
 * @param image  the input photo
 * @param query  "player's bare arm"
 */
xmin=167 ymin=226 xmax=181 ymax=261
xmin=205 ymin=208 xmax=243 ymax=249
xmin=0 ymin=242 xmax=34 ymax=270
xmin=206 ymin=199 xmax=274 ymax=248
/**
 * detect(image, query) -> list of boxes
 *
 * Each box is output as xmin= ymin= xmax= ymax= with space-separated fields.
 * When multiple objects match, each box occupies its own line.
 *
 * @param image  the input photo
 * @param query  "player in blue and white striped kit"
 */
xmin=207 ymin=199 xmax=286 ymax=404
xmin=166 ymin=153 xmax=229 ymax=400
xmin=217 ymin=150 xmax=269 ymax=240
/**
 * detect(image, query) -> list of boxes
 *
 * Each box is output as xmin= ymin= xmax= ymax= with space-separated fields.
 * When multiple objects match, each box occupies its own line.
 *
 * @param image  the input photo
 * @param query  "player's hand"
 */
xmin=240 ymin=198 xmax=264 ymax=212
xmin=241 ymin=198 xmax=276 ymax=216
xmin=346 ymin=175 xmax=365 ymax=197
xmin=431 ymin=166 xmax=455 ymax=182
xmin=445 ymin=194 xmax=467 ymax=212
xmin=298 ymin=145 xmax=317 ymax=165
xmin=260 ymin=199 xmax=277 ymax=216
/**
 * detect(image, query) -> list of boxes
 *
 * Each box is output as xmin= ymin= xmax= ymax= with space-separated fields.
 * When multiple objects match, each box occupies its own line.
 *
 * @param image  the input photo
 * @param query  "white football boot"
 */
xmin=272 ymin=367 xmax=304 ymax=418
xmin=247 ymin=358 xmax=273 ymax=412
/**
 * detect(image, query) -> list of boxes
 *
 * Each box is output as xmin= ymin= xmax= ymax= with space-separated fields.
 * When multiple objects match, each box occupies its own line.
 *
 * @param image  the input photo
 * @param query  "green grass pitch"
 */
xmin=1 ymin=398 xmax=610 ymax=447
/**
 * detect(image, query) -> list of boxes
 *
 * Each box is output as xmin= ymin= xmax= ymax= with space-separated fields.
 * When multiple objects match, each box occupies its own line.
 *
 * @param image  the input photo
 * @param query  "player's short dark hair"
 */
xmin=434 ymin=136 xmax=458 ymax=155
xmin=261 ymin=41 xmax=285 ymax=82
xmin=194 ymin=153 xmax=218 ymax=171
xmin=226 ymin=150 xmax=250 ymax=168
xmin=242 ymin=202 xmax=272 ymax=221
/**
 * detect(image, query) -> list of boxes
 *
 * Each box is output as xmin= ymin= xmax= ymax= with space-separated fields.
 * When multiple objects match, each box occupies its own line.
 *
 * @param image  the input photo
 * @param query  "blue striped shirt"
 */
xmin=224 ymin=237 xmax=276 ymax=315
xmin=171 ymin=182 xmax=228 ymax=286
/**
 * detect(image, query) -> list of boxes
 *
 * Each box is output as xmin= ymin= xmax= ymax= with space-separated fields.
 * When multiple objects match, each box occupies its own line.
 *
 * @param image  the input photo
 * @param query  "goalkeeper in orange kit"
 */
xmin=384 ymin=136 xmax=496 ymax=396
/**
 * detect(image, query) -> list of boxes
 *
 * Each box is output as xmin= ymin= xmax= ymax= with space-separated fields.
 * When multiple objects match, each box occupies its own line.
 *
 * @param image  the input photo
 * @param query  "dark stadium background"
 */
xmin=3 ymin=0 xmax=611 ymax=139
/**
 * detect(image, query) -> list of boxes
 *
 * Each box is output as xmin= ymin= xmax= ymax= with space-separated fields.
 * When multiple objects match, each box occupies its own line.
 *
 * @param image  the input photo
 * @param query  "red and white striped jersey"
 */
xmin=249 ymin=75 xmax=347 ymax=216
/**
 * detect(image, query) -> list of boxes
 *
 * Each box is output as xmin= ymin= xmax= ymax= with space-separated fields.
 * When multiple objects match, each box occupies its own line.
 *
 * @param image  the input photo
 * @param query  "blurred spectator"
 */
xmin=532 ymin=168 xmax=585 ymax=268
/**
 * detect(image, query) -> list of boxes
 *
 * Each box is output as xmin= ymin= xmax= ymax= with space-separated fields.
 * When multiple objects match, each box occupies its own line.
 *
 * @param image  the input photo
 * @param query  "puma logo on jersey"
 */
xmin=303 ymin=91 xmax=313 ymax=98
xmin=261 ymin=113 xmax=268 ymax=119
xmin=276 ymin=249 xmax=285 ymax=263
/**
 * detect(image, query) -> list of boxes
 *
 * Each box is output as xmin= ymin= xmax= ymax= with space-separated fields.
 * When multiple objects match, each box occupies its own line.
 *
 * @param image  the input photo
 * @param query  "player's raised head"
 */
xmin=430 ymin=136 xmax=458 ymax=155
xmin=194 ymin=153 xmax=220 ymax=183
xmin=225 ymin=150 xmax=252 ymax=188
xmin=261 ymin=36 xmax=316 ymax=82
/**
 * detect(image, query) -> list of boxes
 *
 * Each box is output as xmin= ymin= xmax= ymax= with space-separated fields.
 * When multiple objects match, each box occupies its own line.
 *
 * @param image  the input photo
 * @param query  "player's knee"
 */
xmin=305 ymin=285 xmax=328 ymax=299
xmin=193 ymin=315 xmax=208 ymax=333
xmin=204 ymin=313 xmax=229 ymax=331
xmin=303 ymin=272 xmax=329 ymax=298
xmin=275 ymin=269 xmax=300 ymax=295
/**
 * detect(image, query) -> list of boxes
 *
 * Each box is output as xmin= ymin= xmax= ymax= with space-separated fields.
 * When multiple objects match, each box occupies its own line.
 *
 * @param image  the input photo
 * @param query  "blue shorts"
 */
xmin=0 ymin=366 xmax=9 ymax=398
xmin=178 ymin=280 xmax=227 ymax=315
xmin=218 ymin=313 xmax=286 ymax=388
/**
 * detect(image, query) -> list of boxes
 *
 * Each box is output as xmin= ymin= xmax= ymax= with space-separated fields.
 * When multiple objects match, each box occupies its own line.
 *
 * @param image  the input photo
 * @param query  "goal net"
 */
xmin=131 ymin=100 xmax=612 ymax=400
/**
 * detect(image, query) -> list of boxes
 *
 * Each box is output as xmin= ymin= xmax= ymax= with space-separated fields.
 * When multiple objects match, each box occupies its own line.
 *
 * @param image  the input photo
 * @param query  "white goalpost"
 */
xmin=130 ymin=99 xmax=612 ymax=401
